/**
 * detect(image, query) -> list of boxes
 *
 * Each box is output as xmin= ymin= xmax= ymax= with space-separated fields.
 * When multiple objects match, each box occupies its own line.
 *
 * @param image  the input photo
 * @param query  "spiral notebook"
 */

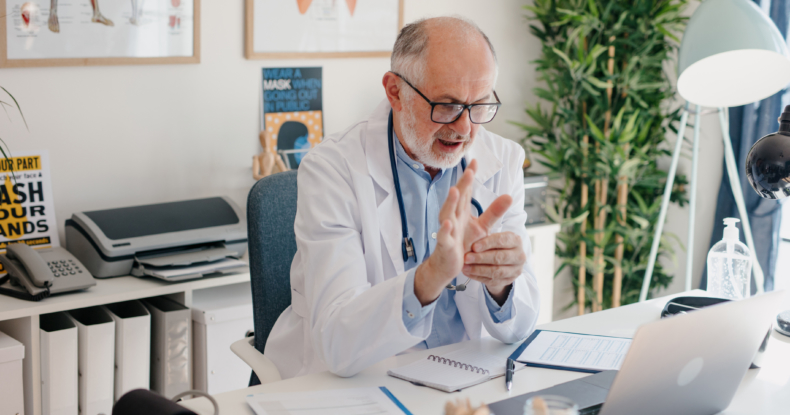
xmin=387 ymin=348 xmax=518 ymax=392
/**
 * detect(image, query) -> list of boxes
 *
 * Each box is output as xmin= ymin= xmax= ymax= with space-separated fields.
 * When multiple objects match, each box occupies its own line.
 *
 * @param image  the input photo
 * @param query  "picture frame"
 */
xmin=0 ymin=0 xmax=200 ymax=68
xmin=245 ymin=0 xmax=403 ymax=59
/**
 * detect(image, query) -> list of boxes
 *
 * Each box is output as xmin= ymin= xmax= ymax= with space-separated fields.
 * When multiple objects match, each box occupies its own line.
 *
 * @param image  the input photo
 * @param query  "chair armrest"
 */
xmin=231 ymin=336 xmax=282 ymax=384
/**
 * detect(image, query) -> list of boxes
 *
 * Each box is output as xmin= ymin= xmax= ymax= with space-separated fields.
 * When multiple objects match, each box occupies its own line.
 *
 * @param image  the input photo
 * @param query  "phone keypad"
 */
xmin=48 ymin=258 xmax=83 ymax=277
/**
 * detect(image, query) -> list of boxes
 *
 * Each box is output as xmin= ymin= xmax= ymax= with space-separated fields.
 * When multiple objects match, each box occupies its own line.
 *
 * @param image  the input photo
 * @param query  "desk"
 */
xmin=180 ymin=290 xmax=790 ymax=415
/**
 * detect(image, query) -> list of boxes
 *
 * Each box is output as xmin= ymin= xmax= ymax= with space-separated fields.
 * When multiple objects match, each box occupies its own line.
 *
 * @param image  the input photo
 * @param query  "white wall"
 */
xmin=0 ymin=0 xmax=538 ymax=237
xmin=0 ymin=0 xmax=720 ymax=318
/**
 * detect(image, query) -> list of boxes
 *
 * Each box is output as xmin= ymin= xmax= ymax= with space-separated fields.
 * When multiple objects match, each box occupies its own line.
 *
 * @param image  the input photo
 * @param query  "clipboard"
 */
xmin=508 ymin=330 xmax=631 ymax=374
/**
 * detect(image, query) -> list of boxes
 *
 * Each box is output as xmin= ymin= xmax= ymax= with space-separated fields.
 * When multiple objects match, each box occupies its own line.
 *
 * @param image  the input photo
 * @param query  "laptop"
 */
xmin=489 ymin=291 xmax=785 ymax=415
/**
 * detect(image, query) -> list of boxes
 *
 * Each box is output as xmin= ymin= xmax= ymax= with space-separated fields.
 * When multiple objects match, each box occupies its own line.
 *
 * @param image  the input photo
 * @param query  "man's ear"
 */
xmin=382 ymin=72 xmax=404 ymax=112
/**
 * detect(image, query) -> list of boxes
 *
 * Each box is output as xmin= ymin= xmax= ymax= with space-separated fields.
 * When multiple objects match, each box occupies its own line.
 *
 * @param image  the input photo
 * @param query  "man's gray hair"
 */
xmin=391 ymin=16 xmax=498 ymax=88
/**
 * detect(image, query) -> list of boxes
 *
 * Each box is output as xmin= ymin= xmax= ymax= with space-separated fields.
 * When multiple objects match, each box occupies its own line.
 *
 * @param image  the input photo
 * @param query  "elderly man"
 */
xmin=264 ymin=16 xmax=540 ymax=379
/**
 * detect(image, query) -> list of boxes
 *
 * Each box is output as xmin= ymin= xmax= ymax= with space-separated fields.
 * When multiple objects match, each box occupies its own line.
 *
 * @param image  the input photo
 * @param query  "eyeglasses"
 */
xmin=392 ymin=72 xmax=501 ymax=124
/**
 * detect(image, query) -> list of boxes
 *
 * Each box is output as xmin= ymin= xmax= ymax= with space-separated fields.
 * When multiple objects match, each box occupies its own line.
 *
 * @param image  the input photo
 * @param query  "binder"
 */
xmin=67 ymin=306 xmax=115 ymax=415
xmin=0 ymin=330 xmax=25 ymax=415
xmin=103 ymin=301 xmax=151 ymax=401
xmin=40 ymin=312 xmax=79 ymax=415
xmin=191 ymin=282 xmax=254 ymax=395
xmin=143 ymin=296 xmax=192 ymax=399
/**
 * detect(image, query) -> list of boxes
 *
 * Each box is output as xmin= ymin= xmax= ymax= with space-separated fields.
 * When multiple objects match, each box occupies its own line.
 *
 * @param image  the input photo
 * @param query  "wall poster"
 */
xmin=0 ymin=150 xmax=59 ymax=272
xmin=262 ymin=67 xmax=323 ymax=169
xmin=0 ymin=0 xmax=200 ymax=67
xmin=246 ymin=0 xmax=403 ymax=59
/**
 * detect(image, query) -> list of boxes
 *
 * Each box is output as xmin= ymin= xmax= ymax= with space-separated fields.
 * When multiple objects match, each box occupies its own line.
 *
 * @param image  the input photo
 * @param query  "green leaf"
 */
xmin=0 ymin=87 xmax=27 ymax=130
xmin=587 ymin=0 xmax=599 ymax=17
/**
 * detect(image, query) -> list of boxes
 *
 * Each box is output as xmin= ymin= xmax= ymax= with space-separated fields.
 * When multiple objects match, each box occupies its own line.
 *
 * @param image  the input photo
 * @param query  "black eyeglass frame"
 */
xmin=391 ymin=72 xmax=502 ymax=125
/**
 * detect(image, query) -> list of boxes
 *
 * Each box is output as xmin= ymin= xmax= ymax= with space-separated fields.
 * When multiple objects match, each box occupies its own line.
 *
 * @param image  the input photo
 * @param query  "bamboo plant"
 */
xmin=516 ymin=0 xmax=689 ymax=311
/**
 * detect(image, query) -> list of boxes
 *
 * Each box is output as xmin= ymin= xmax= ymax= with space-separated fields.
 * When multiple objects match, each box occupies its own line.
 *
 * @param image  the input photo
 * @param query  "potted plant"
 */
xmin=517 ymin=0 xmax=689 ymax=312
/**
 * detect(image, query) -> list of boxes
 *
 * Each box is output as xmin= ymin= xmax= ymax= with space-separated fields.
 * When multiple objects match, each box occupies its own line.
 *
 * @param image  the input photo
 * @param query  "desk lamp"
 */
xmin=639 ymin=0 xmax=790 ymax=302
xmin=746 ymin=106 xmax=790 ymax=337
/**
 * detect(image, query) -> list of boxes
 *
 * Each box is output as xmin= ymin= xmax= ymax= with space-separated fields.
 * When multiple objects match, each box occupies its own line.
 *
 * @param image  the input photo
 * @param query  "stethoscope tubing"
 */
xmin=387 ymin=110 xmax=480 ymax=291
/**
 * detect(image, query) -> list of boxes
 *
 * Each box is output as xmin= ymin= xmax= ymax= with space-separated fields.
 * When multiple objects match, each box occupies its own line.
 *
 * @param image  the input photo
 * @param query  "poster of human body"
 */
xmin=247 ymin=0 xmax=401 ymax=58
xmin=262 ymin=67 xmax=323 ymax=169
xmin=0 ymin=150 xmax=60 ymax=272
xmin=2 ymin=0 xmax=197 ymax=66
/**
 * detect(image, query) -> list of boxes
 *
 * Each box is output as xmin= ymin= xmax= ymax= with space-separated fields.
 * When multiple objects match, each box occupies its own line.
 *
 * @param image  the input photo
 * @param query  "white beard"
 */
xmin=400 ymin=105 xmax=471 ymax=169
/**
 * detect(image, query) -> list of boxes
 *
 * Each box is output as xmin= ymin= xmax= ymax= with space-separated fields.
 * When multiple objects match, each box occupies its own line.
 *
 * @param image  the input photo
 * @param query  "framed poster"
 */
xmin=245 ymin=0 xmax=403 ymax=59
xmin=0 ymin=0 xmax=200 ymax=68
xmin=262 ymin=67 xmax=323 ymax=169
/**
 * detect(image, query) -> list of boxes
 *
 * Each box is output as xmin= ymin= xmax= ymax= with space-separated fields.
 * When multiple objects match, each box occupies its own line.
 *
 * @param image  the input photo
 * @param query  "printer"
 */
xmin=65 ymin=197 xmax=248 ymax=280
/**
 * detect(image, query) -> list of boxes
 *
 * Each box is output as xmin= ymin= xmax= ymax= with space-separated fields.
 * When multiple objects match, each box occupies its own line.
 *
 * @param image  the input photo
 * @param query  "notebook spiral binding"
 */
xmin=428 ymin=355 xmax=490 ymax=375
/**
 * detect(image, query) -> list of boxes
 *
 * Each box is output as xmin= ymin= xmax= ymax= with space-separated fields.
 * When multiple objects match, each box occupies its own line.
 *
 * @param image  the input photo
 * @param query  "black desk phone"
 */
xmin=0 ymin=243 xmax=96 ymax=301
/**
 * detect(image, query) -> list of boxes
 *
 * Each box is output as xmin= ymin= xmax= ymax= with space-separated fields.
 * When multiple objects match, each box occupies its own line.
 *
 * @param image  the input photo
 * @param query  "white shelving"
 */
xmin=0 ymin=272 xmax=251 ymax=415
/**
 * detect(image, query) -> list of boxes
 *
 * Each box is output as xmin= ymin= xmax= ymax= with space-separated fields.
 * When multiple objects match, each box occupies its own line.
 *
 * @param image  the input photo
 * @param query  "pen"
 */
xmin=505 ymin=358 xmax=514 ymax=391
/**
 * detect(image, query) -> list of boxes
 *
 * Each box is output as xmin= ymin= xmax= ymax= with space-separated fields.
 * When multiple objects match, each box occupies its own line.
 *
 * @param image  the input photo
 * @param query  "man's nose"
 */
xmin=449 ymin=108 xmax=473 ymax=136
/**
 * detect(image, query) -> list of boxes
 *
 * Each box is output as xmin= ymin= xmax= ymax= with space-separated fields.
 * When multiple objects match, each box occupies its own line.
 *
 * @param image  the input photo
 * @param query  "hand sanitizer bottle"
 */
xmin=706 ymin=218 xmax=753 ymax=299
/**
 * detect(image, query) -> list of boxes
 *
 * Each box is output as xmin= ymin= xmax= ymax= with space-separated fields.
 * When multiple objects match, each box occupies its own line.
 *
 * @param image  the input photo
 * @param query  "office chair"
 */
xmin=231 ymin=170 xmax=298 ymax=386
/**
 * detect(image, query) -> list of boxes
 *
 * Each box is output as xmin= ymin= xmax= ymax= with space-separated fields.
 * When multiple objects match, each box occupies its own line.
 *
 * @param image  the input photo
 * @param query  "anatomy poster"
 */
xmin=249 ymin=0 xmax=401 ymax=57
xmin=0 ymin=150 xmax=59 ymax=272
xmin=3 ymin=0 xmax=196 ymax=65
xmin=262 ymin=67 xmax=323 ymax=169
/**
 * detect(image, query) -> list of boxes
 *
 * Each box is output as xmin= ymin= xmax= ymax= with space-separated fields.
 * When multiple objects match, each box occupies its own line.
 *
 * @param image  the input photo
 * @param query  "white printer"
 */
xmin=65 ymin=197 xmax=248 ymax=280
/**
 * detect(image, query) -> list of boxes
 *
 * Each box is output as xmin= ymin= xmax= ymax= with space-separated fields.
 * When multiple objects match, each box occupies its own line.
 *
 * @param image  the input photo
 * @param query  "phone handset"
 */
xmin=6 ymin=243 xmax=55 ymax=287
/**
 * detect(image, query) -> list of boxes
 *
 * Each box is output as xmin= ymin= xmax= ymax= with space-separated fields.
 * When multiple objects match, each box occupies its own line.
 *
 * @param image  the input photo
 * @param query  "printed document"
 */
xmin=245 ymin=387 xmax=411 ymax=415
xmin=516 ymin=330 xmax=632 ymax=371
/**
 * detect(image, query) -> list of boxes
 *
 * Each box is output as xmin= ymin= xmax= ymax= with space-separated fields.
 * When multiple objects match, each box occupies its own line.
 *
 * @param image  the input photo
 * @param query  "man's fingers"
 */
xmin=462 ymin=264 xmax=521 ymax=280
xmin=464 ymin=248 xmax=525 ymax=265
xmin=439 ymin=187 xmax=460 ymax=223
xmin=435 ymin=219 xmax=454 ymax=248
xmin=476 ymin=194 xmax=512 ymax=231
xmin=471 ymin=232 xmax=522 ymax=253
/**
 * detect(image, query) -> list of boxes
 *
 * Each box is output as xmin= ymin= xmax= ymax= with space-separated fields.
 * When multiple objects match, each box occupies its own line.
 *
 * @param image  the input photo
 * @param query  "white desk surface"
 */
xmin=181 ymin=290 xmax=790 ymax=415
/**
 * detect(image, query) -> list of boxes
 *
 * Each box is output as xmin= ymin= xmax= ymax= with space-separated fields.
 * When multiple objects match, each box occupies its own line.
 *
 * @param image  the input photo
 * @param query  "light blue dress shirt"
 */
xmin=393 ymin=134 xmax=515 ymax=350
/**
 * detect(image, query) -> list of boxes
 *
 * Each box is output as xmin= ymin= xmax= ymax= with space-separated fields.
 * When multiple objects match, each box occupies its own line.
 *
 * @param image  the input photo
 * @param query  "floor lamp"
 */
xmin=639 ymin=0 xmax=790 ymax=302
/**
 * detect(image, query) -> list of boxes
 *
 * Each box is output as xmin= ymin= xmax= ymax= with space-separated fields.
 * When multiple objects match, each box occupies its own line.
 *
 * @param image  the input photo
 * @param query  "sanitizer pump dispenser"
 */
xmin=706 ymin=218 xmax=753 ymax=299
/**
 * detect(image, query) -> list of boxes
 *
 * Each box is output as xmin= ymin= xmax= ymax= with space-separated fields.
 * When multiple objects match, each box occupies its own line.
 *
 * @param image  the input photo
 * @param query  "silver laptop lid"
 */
xmin=600 ymin=290 xmax=785 ymax=415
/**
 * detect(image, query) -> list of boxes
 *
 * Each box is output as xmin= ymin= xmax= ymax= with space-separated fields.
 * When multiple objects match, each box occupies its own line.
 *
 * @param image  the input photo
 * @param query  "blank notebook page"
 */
xmin=387 ymin=348 xmax=507 ymax=392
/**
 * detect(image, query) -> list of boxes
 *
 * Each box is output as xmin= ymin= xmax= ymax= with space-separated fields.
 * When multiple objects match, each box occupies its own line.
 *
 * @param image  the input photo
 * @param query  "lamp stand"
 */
xmin=639 ymin=105 xmax=764 ymax=302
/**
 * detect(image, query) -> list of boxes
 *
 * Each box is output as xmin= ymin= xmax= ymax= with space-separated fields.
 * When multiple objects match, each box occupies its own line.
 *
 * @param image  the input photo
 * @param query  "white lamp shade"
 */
xmin=677 ymin=0 xmax=790 ymax=108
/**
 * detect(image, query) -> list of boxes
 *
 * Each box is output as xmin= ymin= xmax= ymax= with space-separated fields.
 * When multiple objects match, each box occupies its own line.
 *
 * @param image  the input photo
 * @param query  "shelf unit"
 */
xmin=0 ymin=272 xmax=251 ymax=415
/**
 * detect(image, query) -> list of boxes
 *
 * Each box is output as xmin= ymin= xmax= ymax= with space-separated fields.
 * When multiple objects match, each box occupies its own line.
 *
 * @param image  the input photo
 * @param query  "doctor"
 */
xmin=264 ymin=16 xmax=540 ymax=379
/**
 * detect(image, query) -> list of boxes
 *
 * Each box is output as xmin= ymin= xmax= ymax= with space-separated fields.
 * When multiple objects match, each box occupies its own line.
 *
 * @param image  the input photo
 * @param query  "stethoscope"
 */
xmin=388 ymin=111 xmax=483 ymax=291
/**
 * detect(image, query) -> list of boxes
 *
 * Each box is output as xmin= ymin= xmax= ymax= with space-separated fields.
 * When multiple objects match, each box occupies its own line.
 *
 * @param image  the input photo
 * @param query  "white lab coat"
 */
xmin=264 ymin=100 xmax=540 ymax=379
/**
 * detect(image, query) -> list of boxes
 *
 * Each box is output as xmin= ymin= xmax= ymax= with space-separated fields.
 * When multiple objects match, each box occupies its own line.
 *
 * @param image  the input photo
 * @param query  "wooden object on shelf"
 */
xmin=252 ymin=131 xmax=288 ymax=180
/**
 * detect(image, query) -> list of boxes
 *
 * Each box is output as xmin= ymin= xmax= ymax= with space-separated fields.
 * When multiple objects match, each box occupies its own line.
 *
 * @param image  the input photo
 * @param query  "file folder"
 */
xmin=143 ymin=296 xmax=192 ymax=399
xmin=0 ymin=330 xmax=25 ymax=415
xmin=104 ymin=300 xmax=151 ymax=402
xmin=67 ymin=306 xmax=115 ymax=415
xmin=191 ymin=282 xmax=254 ymax=394
xmin=40 ymin=312 xmax=79 ymax=415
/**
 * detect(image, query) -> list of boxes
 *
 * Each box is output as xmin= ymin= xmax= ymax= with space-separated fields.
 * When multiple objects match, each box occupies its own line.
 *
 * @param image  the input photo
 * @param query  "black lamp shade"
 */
xmin=746 ymin=105 xmax=790 ymax=199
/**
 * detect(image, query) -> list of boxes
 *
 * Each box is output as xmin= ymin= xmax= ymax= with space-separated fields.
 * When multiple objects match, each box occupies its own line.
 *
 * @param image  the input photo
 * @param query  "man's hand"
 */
xmin=463 ymin=232 xmax=526 ymax=304
xmin=413 ymin=160 xmax=477 ymax=306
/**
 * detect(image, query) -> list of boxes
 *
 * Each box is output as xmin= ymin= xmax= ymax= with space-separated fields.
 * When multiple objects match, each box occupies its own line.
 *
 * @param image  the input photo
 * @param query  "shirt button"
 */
xmin=412 ymin=164 xmax=419 ymax=169
xmin=431 ymin=232 xmax=437 ymax=239
xmin=407 ymin=312 xmax=414 ymax=318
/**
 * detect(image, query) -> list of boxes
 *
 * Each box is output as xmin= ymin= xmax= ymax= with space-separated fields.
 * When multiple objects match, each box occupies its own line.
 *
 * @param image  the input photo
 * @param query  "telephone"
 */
xmin=0 ymin=243 xmax=96 ymax=301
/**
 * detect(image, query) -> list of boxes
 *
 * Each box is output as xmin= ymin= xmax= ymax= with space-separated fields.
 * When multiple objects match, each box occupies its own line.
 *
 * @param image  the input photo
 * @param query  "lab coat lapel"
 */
xmin=466 ymin=129 xmax=504 ymax=216
xmin=365 ymin=100 xmax=404 ymax=276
